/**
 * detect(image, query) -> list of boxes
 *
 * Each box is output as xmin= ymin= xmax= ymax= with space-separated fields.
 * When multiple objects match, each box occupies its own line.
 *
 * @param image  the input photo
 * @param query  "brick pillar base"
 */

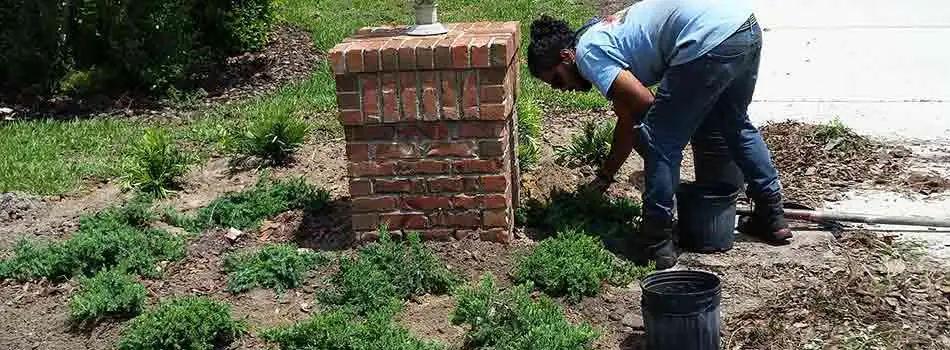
xmin=330 ymin=22 xmax=521 ymax=243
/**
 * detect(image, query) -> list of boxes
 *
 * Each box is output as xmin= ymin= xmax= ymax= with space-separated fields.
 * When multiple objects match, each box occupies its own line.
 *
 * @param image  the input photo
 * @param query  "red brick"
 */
xmin=362 ymin=40 xmax=384 ymax=72
xmin=420 ymin=71 xmax=439 ymax=121
xmin=479 ymin=140 xmax=504 ymax=157
xmin=361 ymin=74 xmax=380 ymax=122
xmin=434 ymin=36 xmax=456 ymax=69
xmin=381 ymin=213 xmax=429 ymax=230
xmin=346 ymin=143 xmax=370 ymax=162
xmin=441 ymin=71 xmax=459 ymax=120
xmin=458 ymin=121 xmax=506 ymax=138
xmin=490 ymin=36 xmax=514 ymax=67
xmin=349 ymin=161 xmax=395 ymax=177
xmin=402 ymin=195 xmax=452 ymax=210
xmin=480 ymin=85 xmax=505 ymax=104
xmin=350 ymin=179 xmax=372 ymax=197
xmin=380 ymin=39 xmax=402 ymax=71
xmin=347 ymin=125 xmax=394 ymax=141
xmin=480 ymin=103 xmax=508 ymax=120
xmin=481 ymin=175 xmax=507 ymax=192
xmin=480 ymin=228 xmax=512 ymax=243
xmin=428 ymin=177 xmax=463 ymax=193
xmin=376 ymin=143 xmax=419 ymax=159
xmin=399 ymin=72 xmax=418 ymax=121
xmin=430 ymin=211 xmax=480 ymax=228
xmin=399 ymin=39 xmax=421 ymax=71
xmin=484 ymin=209 xmax=508 ymax=228
xmin=415 ymin=38 xmax=439 ymax=70
xmin=460 ymin=71 xmax=478 ymax=119
xmin=483 ymin=194 xmax=508 ymax=209
xmin=395 ymin=160 xmax=450 ymax=175
xmin=339 ymin=110 xmax=362 ymax=126
xmin=452 ymin=37 xmax=473 ymax=69
xmin=463 ymin=177 xmax=481 ymax=192
xmin=454 ymin=159 xmax=501 ymax=173
xmin=335 ymin=74 xmax=358 ymax=92
xmin=427 ymin=141 xmax=476 ymax=157
xmin=381 ymin=73 xmax=398 ymax=123
xmin=453 ymin=194 xmax=480 ymax=209
xmin=345 ymin=43 xmax=364 ymax=73
xmin=471 ymin=37 xmax=491 ymax=68
xmin=352 ymin=196 xmax=397 ymax=213
xmin=481 ymin=68 xmax=506 ymax=85
xmin=352 ymin=213 xmax=379 ymax=231
xmin=419 ymin=229 xmax=454 ymax=241
xmin=398 ymin=123 xmax=450 ymax=139
xmin=329 ymin=44 xmax=348 ymax=74
xmin=337 ymin=93 xmax=361 ymax=110
xmin=376 ymin=179 xmax=424 ymax=193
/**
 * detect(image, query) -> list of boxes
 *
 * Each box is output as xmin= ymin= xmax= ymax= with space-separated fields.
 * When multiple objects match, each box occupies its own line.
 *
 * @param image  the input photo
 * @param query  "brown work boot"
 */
xmin=737 ymin=192 xmax=793 ymax=244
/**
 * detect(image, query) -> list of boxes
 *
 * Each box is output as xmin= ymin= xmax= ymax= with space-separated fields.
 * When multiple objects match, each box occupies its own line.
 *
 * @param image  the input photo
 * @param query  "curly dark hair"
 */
xmin=527 ymin=15 xmax=577 ymax=78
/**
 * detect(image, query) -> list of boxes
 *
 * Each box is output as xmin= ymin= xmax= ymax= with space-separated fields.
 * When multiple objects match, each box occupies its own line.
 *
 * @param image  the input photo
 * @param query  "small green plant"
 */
xmin=121 ymin=128 xmax=191 ymax=197
xmin=176 ymin=176 xmax=329 ymax=231
xmin=525 ymin=187 xmax=640 ymax=244
xmin=452 ymin=274 xmax=599 ymax=349
xmin=812 ymin=117 xmax=869 ymax=152
xmin=514 ymin=229 xmax=650 ymax=302
xmin=117 ymin=296 xmax=247 ymax=350
xmin=0 ymin=201 xmax=183 ymax=281
xmin=232 ymin=109 xmax=310 ymax=166
xmin=261 ymin=308 xmax=443 ymax=350
xmin=555 ymin=120 xmax=615 ymax=168
xmin=319 ymin=228 xmax=459 ymax=316
xmin=223 ymin=244 xmax=327 ymax=294
xmin=517 ymin=98 xmax=543 ymax=171
xmin=70 ymin=269 xmax=147 ymax=323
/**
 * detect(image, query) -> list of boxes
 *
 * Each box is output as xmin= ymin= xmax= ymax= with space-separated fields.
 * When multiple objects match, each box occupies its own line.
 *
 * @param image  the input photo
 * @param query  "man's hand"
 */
xmin=584 ymin=170 xmax=614 ymax=193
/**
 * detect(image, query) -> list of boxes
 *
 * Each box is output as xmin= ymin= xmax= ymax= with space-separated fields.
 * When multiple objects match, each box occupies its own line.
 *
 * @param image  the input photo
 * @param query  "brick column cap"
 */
xmin=329 ymin=21 xmax=520 ymax=75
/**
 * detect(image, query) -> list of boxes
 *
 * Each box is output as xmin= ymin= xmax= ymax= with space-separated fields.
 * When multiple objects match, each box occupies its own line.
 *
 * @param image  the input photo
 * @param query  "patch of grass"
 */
xmin=452 ymin=273 xmax=600 ymax=349
xmin=525 ymin=187 xmax=641 ymax=245
xmin=120 ymin=128 xmax=192 ymax=197
xmin=0 ymin=200 xmax=183 ymax=281
xmin=555 ymin=119 xmax=615 ymax=168
xmin=174 ymin=175 xmax=329 ymax=231
xmin=230 ymin=104 xmax=311 ymax=166
xmin=223 ymin=244 xmax=327 ymax=294
xmin=514 ymin=229 xmax=652 ymax=302
xmin=517 ymin=98 xmax=543 ymax=170
xmin=117 ymin=296 xmax=248 ymax=350
xmin=0 ymin=119 xmax=147 ymax=195
xmin=319 ymin=228 xmax=459 ymax=317
xmin=69 ymin=268 xmax=147 ymax=323
xmin=260 ymin=308 xmax=443 ymax=350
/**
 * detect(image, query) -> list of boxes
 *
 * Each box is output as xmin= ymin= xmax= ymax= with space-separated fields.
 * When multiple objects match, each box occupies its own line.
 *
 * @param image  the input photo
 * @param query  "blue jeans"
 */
xmin=638 ymin=19 xmax=781 ymax=223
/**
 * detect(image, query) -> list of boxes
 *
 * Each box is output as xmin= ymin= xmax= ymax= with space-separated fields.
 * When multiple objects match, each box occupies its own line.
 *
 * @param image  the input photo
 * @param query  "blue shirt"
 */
xmin=575 ymin=0 xmax=753 ymax=95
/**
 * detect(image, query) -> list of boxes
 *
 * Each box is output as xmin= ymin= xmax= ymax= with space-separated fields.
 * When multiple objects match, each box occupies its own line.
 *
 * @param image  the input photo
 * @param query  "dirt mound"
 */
xmin=761 ymin=121 xmax=910 ymax=206
xmin=903 ymin=172 xmax=950 ymax=195
xmin=0 ymin=193 xmax=47 ymax=223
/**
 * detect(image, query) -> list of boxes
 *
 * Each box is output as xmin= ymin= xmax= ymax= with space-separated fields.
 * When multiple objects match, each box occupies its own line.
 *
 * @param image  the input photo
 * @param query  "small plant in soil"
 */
xmin=0 ymin=200 xmax=183 ymax=281
xmin=117 ymin=296 xmax=247 ymax=350
xmin=812 ymin=117 xmax=870 ymax=152
xmin=120 ymin=128 xmax=191 ymax=197
xmin=261 ymin=308 xmax=443 ymax=350
xmin=555 ymin=119 xmax=615 ymax=168
xmin=517 ymin=98 xmax=543 ymax=170
xmin=319 ymin=227 xmax=459 ymax=317
xmin=514 ymin=229 xmax=652 ymax=302
xmin=452 ymin=273 xmax=599 ymax=349
xmin=69 ymin=268 xmax=147 ymax=324
xmin=174 ymin=175 xmax=329 ymax=231
xmin=223 ymin=244 xmax=327 ymax=294
xmin=524 ymin=187 xmax=640 ymax=246
xmin=231 ymin=107 xmax=310 ymax=166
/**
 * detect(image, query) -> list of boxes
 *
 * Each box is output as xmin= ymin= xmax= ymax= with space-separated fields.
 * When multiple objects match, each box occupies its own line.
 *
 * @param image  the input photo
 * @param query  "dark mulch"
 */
xmin=760 ymin=121 xmax=912 ymax=206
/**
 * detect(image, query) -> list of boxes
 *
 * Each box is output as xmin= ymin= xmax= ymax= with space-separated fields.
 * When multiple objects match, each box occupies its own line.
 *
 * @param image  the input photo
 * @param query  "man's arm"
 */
xmin=598 ymin=70 xmax=655 ymax=180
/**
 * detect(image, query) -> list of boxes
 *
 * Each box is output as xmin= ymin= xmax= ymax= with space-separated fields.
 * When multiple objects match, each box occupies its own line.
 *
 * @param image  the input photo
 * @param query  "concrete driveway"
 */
xmin=749 ymin=0 xmax=950 ymax=258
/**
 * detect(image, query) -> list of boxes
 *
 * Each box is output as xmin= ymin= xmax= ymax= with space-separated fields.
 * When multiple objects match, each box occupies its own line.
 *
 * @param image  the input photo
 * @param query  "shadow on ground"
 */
xmin=293 ymin=198 xmax=356 ymax=251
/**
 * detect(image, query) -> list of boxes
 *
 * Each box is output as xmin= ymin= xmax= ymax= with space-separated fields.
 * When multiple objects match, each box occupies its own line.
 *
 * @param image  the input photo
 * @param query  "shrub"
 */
xmin=178 ymin=176 xmax=329 ymax=231
xmin=260 ymin=308 xmax=443 ymax=350
xmin=517 ymin=98 xmax=543 ymax=170
xmin=554 ymin=120 xmax=615 ymax=168
xmin=0 ymin=0 xmax=65 ymax=93
xmin=319 ymin=228 xmax=459 ymax=316
xmin=452 ymin=274 xmax=599 ymax=349
xmin=0 ymin=201 xmax=183 ymax=281
xmin=525 ymin=187 xmax=640 ymax=243
xmin=223 ymin=244 xmax=326 ymax=294
xmin=117 ymin=297 xmax=247 ymax=350
xmin=121 ymin=128 xmax=191 ymax=197
xmin=70 ymin=268 xmax=147 ymax=323
xmin=514 ymin=229 xmax=651 ymax=302
xmin=199 ymin=0 xmax=277 ymax=53
xmin=232 ymin=109 xmax=311 ymax=165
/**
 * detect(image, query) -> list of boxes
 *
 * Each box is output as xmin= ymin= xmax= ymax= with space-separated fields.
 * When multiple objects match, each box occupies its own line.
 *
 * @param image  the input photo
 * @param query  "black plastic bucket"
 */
xmin=691 ymin=130 xmax=744 ymax=191
xmin=641 ymin=270 xmax=722 ymax=350
xmin=676 ymin=182 xmax=740 ymax=253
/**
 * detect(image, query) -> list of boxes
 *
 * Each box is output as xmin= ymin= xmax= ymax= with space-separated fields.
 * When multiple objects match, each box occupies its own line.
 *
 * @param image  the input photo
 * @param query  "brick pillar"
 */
xmin=330 ymin=22 xmax=521 ymax=243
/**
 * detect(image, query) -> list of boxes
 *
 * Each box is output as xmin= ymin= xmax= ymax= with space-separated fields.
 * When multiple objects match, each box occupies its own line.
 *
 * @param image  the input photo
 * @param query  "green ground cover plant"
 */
xmin=514 ymin=229 xmax=653 ymax=302
xmin=69 ymin=268 xmax=147 ymax=323
xmin=261 ymin=308 xmax=442 ymax=350
xmin=319 ymin=228 xmax=459 ymax=317
xmin=525 ymin=187 xmax=641 ymax=243
xmin=452 ymin=273 xmax=599 ymax=349
xmin=555 ymin=119 xmax=615 ymax=168
xmin=120 ymin=128 xmax=192 ymax=197
xmin=172 ymin=175 xmax=329 ymax=231
xmin=0 ymin=200 xmax=183 ymax=281
xmin=223 ymin=244 xmax=327 ymax=293
xmin=117 ymin=296 xmax=247 ymax=350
